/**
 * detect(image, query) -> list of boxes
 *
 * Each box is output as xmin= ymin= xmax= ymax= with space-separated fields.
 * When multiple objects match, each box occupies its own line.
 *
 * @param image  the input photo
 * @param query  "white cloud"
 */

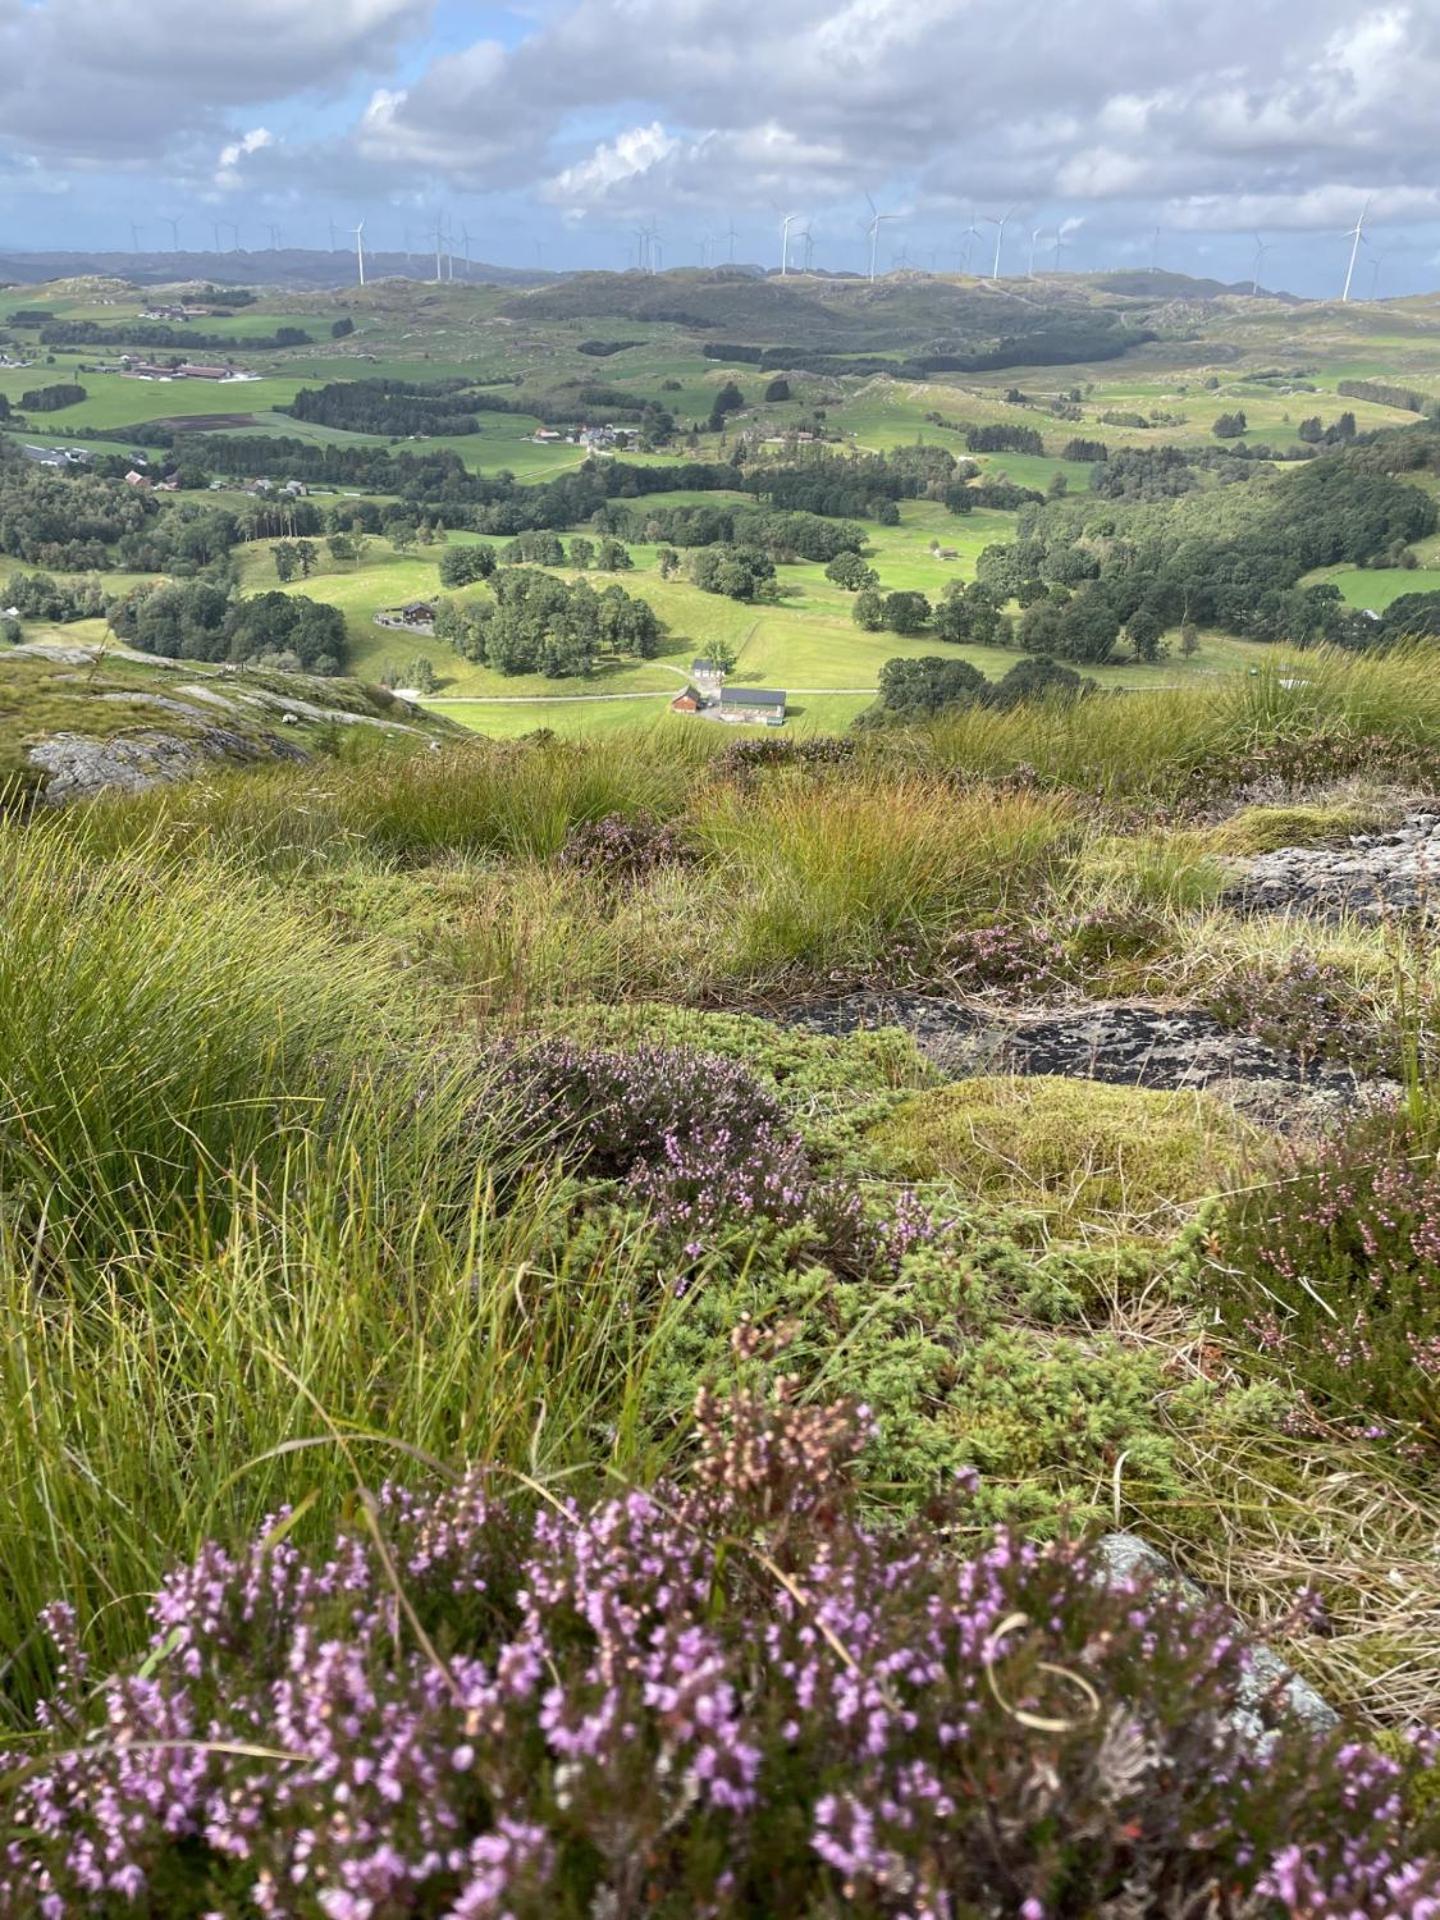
xmin=215 ymin=126 xmax=273 ymax=188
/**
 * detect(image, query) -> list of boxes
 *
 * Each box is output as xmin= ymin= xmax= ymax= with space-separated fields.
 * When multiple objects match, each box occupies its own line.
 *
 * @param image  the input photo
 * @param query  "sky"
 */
xmin=1 ymin=0 xmax=1439 ymax=298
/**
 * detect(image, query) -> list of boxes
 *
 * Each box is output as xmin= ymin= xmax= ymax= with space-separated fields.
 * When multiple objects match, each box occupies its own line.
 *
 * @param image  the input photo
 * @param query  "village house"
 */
xmin=669 ymin=686 xmax=701 ymax=713
xmin=690 ymin=657 xmax=726 ymax=697
xmin=718 ymin=687 xmax=787 ymax=727
xmin=375 ymin=601 xmax=438 ymax=635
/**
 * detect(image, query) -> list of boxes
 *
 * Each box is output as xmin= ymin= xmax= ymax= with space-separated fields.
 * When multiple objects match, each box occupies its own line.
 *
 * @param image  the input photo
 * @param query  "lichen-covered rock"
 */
xmin=1234 ymin=809 xmax=1440 ymax=919
xmin=26 ymin=727 xmax=306 ymax=802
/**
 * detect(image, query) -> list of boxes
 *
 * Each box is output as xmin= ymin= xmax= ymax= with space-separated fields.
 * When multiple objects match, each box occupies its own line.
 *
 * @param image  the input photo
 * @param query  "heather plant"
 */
xmin=556 ymin=810 xmax=697 ymax=884
xmin=494 ymin=1040 xmax=814 ymax=1250
xmin=1207 ymin=947 xmax=1395 ymax=1074
xmin=7 ymin=1373 xmax=1437 ymax=1918
xmin=934 ymin=917 xmax=1067 ymax=994
xmin=1215 ymin=1105 xmax=1440 ymax=1451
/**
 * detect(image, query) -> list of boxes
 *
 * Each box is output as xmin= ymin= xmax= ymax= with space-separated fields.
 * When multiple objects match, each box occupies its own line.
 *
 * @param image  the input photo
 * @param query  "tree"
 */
xmin=708 ymin=381 xmax=745 ymax=431
xmin=568 ymin=535 xmax=595 ymax=570
xmin=326 ymin=532 xmax=356 ymax=565
xmin=272 ymin=541 xmax=300 ymax=583
xmin=294 ymin=540 xmax=318 ymax=579
xmin=403 ymin=656 xmax=438 ymax=694
xmin=825 ymin=551 xmax=879 ymax=592
xmin=1212 ymin=410 xmax=1248 ymax=439
xmin=707 ymin=639 xmax=738 ymax=676
xmin=439 ymin=543 xmax=497 ymax=588
xmin=0 ymin=616 xmax=20 ymax=645
xmin=657 ymin=546 xmax=680 ymax=580
xmin=330 ymin=317 xmax=356 ymax=339
xmin=1047 ymin=471 xmax=1069 ymax=499
xmin=1125 ymin=606 xmax=1167 ymax=662
xmin=1180 ymin=621 xmax=1201 ymax=658
xmin=852 ymin=588 xmax=886 ymax=632
xmin=596 ymin=538 xmax=633 ymax=571
xmin=390 ymin=521 xmax=419 ymax=554
xmin=764 ymin=377 xmax=791 ymax=402
xmin=882 ymin=590 xmax=931 ymax=635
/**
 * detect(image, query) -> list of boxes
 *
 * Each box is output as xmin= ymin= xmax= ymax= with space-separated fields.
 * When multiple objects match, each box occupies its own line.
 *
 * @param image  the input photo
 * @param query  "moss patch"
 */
xmin=866 ymin=1075 xmax=1257 ymax=1236
xmin=1201 ymin=800 xmax=1403 ymax=857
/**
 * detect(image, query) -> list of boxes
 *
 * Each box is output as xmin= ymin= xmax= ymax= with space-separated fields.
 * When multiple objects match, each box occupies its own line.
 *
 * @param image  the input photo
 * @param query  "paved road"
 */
xmin=426 ymin=687 xmax=879 ymax=706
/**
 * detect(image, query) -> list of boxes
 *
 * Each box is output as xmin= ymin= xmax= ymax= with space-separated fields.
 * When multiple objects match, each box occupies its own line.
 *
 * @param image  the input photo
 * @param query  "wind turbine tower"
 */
xmin=725 ymin=218 xmax=739 ymax=263
xmin=864 ymin=194 xmax=896 ymax=283
xmin=1250 ymin=233 xmax=1271 ymax=298
xmin=328 ymin=220 xmax=340 ymax=254
xmin=986 ymin=206 xmax=1018 ymax=279
xmin=779 ymin=211 xmax=801 ymax=276
xmin=1340 ymin=198 xmax=1371 ymax=303
xmin=165 ymin=217 xmax=182 ymax=252
xmin=1028 ymin=225 xmax=1046 ymax=278
xmin=354 ymin=222 xmax=366 ymax=288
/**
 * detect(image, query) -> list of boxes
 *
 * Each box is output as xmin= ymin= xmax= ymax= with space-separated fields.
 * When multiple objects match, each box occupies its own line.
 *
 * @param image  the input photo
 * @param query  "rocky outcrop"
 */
xmin=26 ymin=727 xmax=306 ymax=802
xmin=778 ymin=991 xmax=1375 ymax=1120
xmin=1234 ymin=810 xmax=1440 ymax=919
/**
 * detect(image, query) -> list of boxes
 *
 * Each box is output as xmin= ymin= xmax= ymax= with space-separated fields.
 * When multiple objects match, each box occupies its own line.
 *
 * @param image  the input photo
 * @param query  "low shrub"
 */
xmin=495 ymin=1041 xmax=812 ymax=1250
xmin=556 ymin=811 xmax=697 ymax=884
xmin=1215 ymin=1106 xmax=1440 ymax=1451
xmin=8 ymin=1377 xmax=1436 ymax=1917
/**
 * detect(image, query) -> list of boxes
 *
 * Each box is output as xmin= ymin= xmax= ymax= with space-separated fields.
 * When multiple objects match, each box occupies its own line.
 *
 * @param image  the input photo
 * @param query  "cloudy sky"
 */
xmin=1 ymin=0 xmax=1438 ymax=296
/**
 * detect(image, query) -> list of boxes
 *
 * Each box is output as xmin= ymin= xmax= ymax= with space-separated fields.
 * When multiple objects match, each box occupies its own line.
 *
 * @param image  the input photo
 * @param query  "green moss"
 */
xmin=865 ymin=1076 xmax=1256 ymax=1235
xmin=1201 ymin=800 xmax=1401 ymax=856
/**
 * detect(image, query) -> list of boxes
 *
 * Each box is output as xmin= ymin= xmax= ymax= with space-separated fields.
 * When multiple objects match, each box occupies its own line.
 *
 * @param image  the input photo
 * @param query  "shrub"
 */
xmin=1216 ymin=1107 xmax=1440 ymax=1450
xmin=557 ymin=811 xmax=696 ymax=884
xmin=8 ymin=1379 xmax=1437 ymax=1916
xmin=494 ymin=1041 xmax=812 ymax=1249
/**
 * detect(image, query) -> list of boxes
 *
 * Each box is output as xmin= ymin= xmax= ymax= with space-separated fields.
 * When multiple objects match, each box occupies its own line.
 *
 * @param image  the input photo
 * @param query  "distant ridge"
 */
xmin=0 ymin=249 xmax=555 ymax=291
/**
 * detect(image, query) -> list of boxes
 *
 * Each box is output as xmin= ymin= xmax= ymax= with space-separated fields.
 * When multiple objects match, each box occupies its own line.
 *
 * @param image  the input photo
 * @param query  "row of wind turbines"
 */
xmin=120 ymin=198 xmax=1395 ymax=301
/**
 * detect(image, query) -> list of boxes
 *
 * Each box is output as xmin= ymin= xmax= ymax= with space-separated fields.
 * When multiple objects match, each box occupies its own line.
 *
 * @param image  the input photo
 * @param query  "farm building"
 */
xmin=719 ymin=687 xmax=786 ymax=727
xmin=375 ymin=602 xmax=438 ymax=635
xmin=691 ymin=657 xmax=726 ymax=696
xmin=670 ymin=687 xmax=701 ymax=713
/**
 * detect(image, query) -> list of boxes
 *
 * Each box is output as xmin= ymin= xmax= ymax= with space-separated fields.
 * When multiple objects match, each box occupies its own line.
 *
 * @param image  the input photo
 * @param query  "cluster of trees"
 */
xmin=687 ymin=546 xmax=777 ymax=601
xmin=1296 ymin=412 xmax=1357 ymax=447
xmin=1337 ymin=379 xmax=1432 ymax=414
xmin=864 ymin=653 xmax=1091 ymax=723
xmin=288 ymin=378 xmax=484 ymax=438
xmin=109 ymin=580 xmax=348 ymax=672
xmin=499 ymin=531 xmax=632 ymax=570
xmin=1212 ymin=411 xmax=1248 ymax=439
xmin=848 ymin=578 xmax=1012 ymax=646
xmin=1061 ymin=438 xmax=1109 ymax=463
xmin=439 ymin=544 xmax=499 ymax=589
xmin=34 ymin=320 xmax=312 ymax=349
xmin=961 ymin=442 xmax=1439 ymax=662
xmin=709 ymin=382 xmax=746 ymax=431
xmin=1 ymin=571 xmax=108 ymax=622
xmin=964 ymin=424 xmax=1045 ymax=455
xmin=1089 ymin=447 xmax=1196 ymax=502
xmin=18 ymin=383 xmax=86 ymax=412
xmin=435 ymin=569 xmax=663 ymax=677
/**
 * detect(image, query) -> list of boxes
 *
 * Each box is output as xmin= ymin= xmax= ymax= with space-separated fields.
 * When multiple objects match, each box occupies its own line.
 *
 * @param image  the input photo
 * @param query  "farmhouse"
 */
xmin=719 ymin=686 xmax=786 ymax=727
xmin=670 ymin=687 xmax=701 ymax=713
xmin=375 ymin=601 xmax=438 ymax=635
xmin=691 ymin=657 xmax=726 ymax=696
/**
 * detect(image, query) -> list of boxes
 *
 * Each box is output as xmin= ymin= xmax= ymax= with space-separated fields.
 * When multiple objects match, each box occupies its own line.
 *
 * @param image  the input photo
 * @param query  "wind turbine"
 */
xmin=354 ymin=221 xmax=366 ymax=288
xmin=1028 ymin=225 xmax=1047 ymax=278
xmin=985 ymin=206 xmax=1018 ymax=279
xmin=864 ymin=193 xmax=897 ymax=283
xmin=129 ymin=222 xmax=144 ymax=254
xmin=1340 ymin=197 xmax=1371 ymax=303
xmin=1369 ymin=251 xmax=1389 ymax=300
xmin=459 ymin=225 xmax=475 ymax=279
xmin=165 ymin=217 xmax=182 ymax=252
xmin=212 ymin=221 xmax=223 ymax=254
xmin=779 ymin=211 xmax=801 ymax=276
xmin=226 ymin=221 xmax=241 ymax=253
xmin=328 ymin=219 xmax=340 ymax=254
xmin=959 ymin=211 xmax=983 ymax=275
xmin=1053 ymin=227 xmax=1068 ymax=271
xmin=267 ymin=223 xmax=283 ymax=253
xmin=725 ymin=218 xmax=739 ymax=264
xmin=433 ymin=217 xmax=446 ymax=284
xmin=1250 ymin=233 xmax=1272 ymax=297
xmin=647 ymin=221 xmax=663 ymax=272
xmin=801 ymin=227 xmax=816 ymax=273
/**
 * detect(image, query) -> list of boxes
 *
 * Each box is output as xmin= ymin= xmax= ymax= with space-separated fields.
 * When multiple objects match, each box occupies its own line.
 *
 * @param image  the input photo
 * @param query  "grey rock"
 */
xmin=27 ymin=727 xmax=306 ymax=802
xmin=1233 ymin=808 xmax=1440 ymax=920
xmin=774 ymin=992 xmax=1375 ymax=1112
xmin=1095 ymin=1532 xmax=1340 ymax=1744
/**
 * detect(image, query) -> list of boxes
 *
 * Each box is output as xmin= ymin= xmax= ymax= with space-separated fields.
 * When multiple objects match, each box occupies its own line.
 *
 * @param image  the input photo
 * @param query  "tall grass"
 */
xmin=0 ymin=1165 xmax=682 ymax=1721
xmin=918 ymin=647 xmax=1440 ymax=799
